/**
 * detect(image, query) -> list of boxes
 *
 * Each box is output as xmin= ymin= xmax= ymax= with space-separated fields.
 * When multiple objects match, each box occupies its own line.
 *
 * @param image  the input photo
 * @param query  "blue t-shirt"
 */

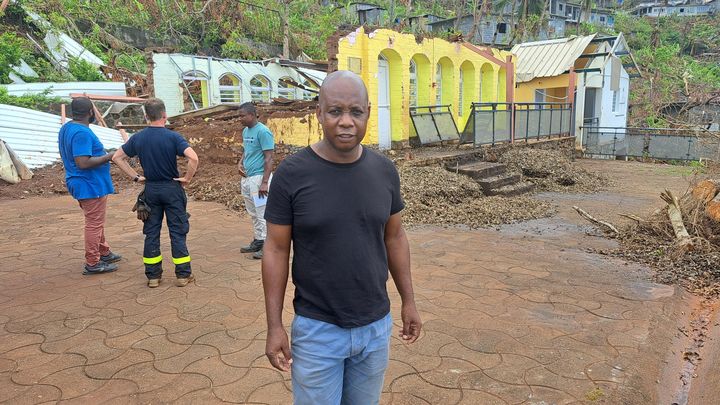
xmin=58 ymin=122 xmax=114 ymax=200
xmin=121 ymin=127 xmax=190 ymax=181
xmin=242 ymin=122 xmax=274 ymax=177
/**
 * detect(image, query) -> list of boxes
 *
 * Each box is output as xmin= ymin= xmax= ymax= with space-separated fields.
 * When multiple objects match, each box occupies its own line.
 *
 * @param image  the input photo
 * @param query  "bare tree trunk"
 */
xmin=282 ymin=0 xmax=290 ymax=59
xmin=466 ymin=0 xmax=485 ymax=43
xmin=453 ymin=0 xmax=464 ymax=31
xmin=539 ymin=0 xmax=550 ymax=38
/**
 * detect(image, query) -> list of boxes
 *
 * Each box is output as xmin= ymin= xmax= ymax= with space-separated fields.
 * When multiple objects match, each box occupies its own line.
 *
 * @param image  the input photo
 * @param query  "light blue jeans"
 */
xmin=291 ymin=313 xmax=393 ymax=405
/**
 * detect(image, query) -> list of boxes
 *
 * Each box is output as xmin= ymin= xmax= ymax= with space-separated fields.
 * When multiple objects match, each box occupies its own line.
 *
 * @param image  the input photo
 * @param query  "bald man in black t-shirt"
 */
xmin=262 ymin=71 xmax=422 ymax=405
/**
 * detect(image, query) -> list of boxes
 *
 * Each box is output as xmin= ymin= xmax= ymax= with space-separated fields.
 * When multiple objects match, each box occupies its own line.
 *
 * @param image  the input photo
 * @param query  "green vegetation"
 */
xmin=611 ymin=13 xmax=720 ymax=126
xmin=0 ymin=32 xmax=27 ymax=84
xmin=0 ymin=86 xmax=63 ymax=110
xmin=68 ymin=57 xmax=106 ymax=81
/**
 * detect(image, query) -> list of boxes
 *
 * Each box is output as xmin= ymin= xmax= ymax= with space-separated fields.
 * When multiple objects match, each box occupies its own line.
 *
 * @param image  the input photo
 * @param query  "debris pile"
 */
xmin=499 ymin=148 xmax=610 ymax=193
xmin=598 ymin=181 xmax=720 ymax=296
xmin=616 ymin=183 xmax=720 ymax=296
xmin=172 ymin=100 xmax=317 ymax=165
xmin=399 ymin=166 xmax=555 ymax=228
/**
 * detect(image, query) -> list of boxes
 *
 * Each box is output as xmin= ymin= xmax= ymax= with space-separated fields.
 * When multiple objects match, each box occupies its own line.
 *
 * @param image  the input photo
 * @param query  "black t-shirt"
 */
xmin=121 ymin=127 xmax=190 ymax=181
xmin=265 ymin=146 xmax=405 ymax=328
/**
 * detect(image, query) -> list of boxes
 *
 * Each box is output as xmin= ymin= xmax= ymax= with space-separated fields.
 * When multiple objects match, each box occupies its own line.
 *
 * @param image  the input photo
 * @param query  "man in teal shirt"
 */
xmin=237 ymin=102 xmax=275 ymax=259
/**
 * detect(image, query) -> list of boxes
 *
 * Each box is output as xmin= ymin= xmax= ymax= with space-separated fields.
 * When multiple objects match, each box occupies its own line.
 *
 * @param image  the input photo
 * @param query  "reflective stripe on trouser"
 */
xmin=240 ymin=174 xmax=267 ymax=241
xmin=142 ymin=181 xmax=192 ymax=280
xmin=143 ymin=255 xmax=162 ymax=264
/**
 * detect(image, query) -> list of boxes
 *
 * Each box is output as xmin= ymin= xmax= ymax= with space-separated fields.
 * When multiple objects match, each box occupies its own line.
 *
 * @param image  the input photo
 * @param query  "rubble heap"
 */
xmin=499 ymin=148 xmax=610 ymax=193
xmin=613 ymin=181 xmax=720 ymax=296
xmin=399 ymin=166 xmax=555 ymax=228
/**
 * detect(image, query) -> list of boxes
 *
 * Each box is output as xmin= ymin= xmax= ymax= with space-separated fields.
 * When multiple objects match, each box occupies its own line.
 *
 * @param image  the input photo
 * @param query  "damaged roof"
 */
xmin=0 ymin=104 xmax=125 ymax=169
xmin=511 ymin=34 xmax=596 ymax=83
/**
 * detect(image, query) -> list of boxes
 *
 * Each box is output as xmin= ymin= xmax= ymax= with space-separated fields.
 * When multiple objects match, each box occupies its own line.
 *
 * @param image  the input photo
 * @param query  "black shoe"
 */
xmin=100 ymin=252 xmax=122 ymax=263
xmin=240 ymin=239 xmax=264 ymax=253
xmin=83 ymin=261 xmax=118 ymax=275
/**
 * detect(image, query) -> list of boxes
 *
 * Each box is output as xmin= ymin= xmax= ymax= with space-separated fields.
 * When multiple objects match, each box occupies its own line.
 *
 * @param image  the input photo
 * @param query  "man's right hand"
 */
xmin=238 ymin=166 xmax=246 ymax=177
xmin=265 ymin=326 xmax=292 ymax=372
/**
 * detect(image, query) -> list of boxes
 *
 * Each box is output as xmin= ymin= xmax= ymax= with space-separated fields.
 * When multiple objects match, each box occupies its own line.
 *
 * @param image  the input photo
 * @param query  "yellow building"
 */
xmin=331 ymin=27 xmax=515 ymax=148
xmin=512 ymin=34 xmax=638 ymax=142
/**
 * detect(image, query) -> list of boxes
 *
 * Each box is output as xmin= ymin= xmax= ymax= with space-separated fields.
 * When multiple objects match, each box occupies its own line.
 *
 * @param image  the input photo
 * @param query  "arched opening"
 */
xmin=302 ymin=79 xmax=319 ymax=100
xmin=436 ymin=57 xmax=454 ymax=113
xmin=480 ymin=63 xmax=495 ymax=104
xmin=181 ymin=70 xmax=209 ymax=111
xmin=410 ymin=54 xmax=431 ymax=108
xmin=378 ymin=49 xmax=403 ymax=149
xmin=409 ymin=60 xmax=418 ymax=108
xmin=498 ymin=67 xmax=507 ymax=105
xmin=278 ymin=76 xmax=296 ymax=100
xmin=459 ymin=61 xmax=476 ymax=128
xmin=250 ymin=75 xmax=271 ymax=103
xmin=219 ymin=73 xmax=242 ymax=104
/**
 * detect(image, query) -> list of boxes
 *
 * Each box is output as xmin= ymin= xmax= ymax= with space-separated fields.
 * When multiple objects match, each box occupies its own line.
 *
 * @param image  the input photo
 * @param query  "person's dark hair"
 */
xmin=238 ymin=102 xmax=257 ymax=115
xmin=144 ymin=98 xmax=166 ymax=121
xmin=70 ymin=97 xmax=93 ymax=120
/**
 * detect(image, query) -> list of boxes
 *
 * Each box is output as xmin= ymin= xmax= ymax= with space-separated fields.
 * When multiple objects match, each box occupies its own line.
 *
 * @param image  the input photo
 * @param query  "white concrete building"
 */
xmin=151 ymin=53 xmax=326 ymax=117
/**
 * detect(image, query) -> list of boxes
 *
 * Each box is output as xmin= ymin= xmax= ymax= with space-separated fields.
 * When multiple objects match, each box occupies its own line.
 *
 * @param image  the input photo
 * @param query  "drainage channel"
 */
xmin=669 ymin=298 xmax=719 ymax=405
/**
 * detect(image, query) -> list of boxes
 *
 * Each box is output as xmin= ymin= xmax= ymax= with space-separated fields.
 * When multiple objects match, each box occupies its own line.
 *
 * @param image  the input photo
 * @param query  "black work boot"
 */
xmin=240 ymin=239 xmax=264 ymax=253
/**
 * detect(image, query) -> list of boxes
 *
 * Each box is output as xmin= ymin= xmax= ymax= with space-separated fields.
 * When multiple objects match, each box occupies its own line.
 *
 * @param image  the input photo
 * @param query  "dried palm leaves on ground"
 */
xmin=399 ymin=166 xmax=555 ymax=228
xmin=499 ymin=148 xmax=611 ymax=193
xmin=608 ymin=183 xmax=720 ymax=297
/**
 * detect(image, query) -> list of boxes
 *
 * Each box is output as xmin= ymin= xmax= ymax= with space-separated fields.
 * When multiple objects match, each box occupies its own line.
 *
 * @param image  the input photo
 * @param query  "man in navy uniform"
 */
xmin=113 ymin=98 xmax=199 ymax=288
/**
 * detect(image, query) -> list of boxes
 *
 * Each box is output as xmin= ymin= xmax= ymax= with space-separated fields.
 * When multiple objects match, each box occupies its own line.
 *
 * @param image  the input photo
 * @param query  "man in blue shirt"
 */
xmin=113 ymin=98 xmax=199 ymax=288
xmin=58 ymin=97 xmax=122 ymax=275
xmin=237 ymin=102 xmax=275 ymax=260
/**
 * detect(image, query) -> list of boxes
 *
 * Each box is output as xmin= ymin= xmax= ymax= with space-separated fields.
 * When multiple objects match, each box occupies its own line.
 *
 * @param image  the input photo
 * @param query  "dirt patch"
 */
xmin=400 ymin=166 xmax=556 ymax=228
xmin=498 ymin=148 xmax=611 ymax=193
xmin=0 ymin=163 xmax=137 ymax=200
xmin=172 ymin=100 xmax=317 ymax=165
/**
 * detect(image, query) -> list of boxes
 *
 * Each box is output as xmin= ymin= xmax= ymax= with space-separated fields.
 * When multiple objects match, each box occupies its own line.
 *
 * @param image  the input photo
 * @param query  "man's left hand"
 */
xmin=399 ymin=301 xmax=422 ymax=343
xmin=174 ymin=176 xmax=191 ymax=188
xmin=259 ymin=181 xmax=269 ymax=198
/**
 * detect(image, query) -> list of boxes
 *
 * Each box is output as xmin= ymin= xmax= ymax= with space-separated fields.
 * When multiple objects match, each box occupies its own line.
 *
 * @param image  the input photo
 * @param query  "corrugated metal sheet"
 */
xmin=2 ymin=82 xmax=127 ymax=98
xmin=511 ymin=34 xmax=596 ymax=83
xmin=24 ymin=9 xmax=105 ymax=69
xmin=0 ymin=104 xmax=125 ymax=169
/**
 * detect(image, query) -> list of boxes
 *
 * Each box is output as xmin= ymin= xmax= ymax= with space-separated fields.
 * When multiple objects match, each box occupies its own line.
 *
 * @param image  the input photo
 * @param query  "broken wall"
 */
xmin=152 ymin=53 xmax=325 ymax=116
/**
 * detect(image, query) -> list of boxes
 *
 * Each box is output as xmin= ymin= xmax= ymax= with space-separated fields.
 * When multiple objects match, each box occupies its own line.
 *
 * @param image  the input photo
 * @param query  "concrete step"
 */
xmin=477 ymin=173 xmax=522 ymax=193
xmin=447 ymin=161 xmax=507 ymax=179
xmin=486 ymin=181 xmax=535 ymax=197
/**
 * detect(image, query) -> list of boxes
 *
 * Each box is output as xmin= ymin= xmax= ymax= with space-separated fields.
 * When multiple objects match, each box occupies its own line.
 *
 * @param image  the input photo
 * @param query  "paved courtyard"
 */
xmin=0 ymin=160 xmax=701 ymax=404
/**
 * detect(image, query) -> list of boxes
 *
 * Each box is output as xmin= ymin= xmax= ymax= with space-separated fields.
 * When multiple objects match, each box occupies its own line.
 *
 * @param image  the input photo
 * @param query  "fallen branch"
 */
xmin=573 ymin=206 xmax=619 ymax=235
xmin=618 ymin=213 xmax=646 ymax=223
xmin=660 ymin=190 xmax=694 ymax=250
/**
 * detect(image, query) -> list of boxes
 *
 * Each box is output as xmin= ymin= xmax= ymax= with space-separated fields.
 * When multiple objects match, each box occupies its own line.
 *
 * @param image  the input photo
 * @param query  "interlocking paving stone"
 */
xmin=0 ymin=160 xmax=703 ymax=403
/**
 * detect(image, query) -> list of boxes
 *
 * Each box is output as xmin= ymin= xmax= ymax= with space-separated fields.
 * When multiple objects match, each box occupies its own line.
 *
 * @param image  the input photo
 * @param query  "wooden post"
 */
xmin=60 ymin=104 xmax=66 ymax=124
xmin=0 ymin=0 xmax=10 ymax=13
xmin=567 ymin=66 xmax=576 ymax=111
xmin=90 ymin=101 xmax=108 ymax=128
xmin=506 ymin=55 xmax=515 ymax=143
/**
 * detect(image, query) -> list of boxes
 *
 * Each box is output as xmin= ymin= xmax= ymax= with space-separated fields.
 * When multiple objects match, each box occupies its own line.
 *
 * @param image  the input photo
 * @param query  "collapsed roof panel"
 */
xmin=0 ymin=104 xmax=125 ymax=169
